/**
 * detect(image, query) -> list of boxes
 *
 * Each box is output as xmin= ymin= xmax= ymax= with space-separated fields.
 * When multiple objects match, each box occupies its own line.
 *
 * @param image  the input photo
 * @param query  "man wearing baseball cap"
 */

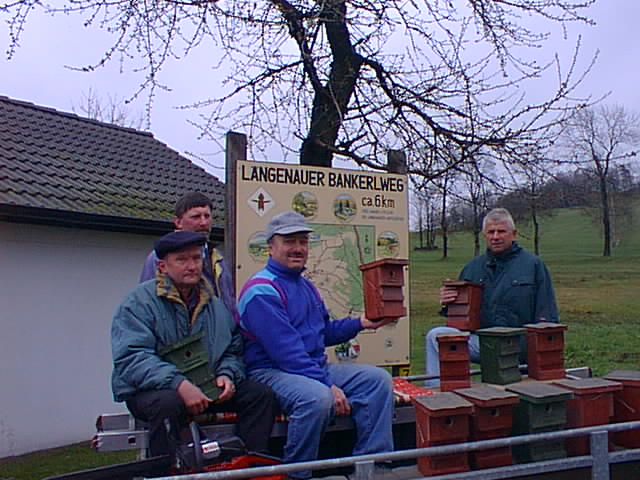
xmin=238 ymin=211 xmax=395 ymax=479
xmin=111 ymin=231 xmax=277 ymax=458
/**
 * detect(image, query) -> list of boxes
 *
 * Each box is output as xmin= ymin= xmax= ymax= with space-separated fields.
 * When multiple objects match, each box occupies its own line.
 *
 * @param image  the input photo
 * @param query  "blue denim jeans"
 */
xmin=251 ymin=363 xmax=394 ymax=479
xmin=424 ymin=326 xmax=480 ymax=387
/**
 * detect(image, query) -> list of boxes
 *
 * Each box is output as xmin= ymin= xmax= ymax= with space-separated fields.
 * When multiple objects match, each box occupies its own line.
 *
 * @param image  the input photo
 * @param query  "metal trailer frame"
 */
xmin=93 ymin=405 xmax=419 ymax=458
xmin=94 ymin=368 xmax=593 ymax=457
xmin=143 ymin=421 xmax=640 ymax=480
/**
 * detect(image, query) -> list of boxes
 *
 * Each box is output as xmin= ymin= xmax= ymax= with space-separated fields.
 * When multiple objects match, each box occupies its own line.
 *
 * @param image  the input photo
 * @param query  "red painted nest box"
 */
xmin=552 ymin=378 xmax=622 ymax=456
xmin=437 ymin=332 xmax=471 ymax=392
xmin=412 ymin=392 xmax=473 ymax=476
xmin=454 ymin=385 xmax=520 ymax=469
xmin=603 ymin=370 xmax=640 ymax=448
xmin=443 ymin=280 xmax=483 ymax=331
xmin=525 ymin=322 xmax=568 ymax=380
xmin=359 ymin=258 xmax=409 ymax=321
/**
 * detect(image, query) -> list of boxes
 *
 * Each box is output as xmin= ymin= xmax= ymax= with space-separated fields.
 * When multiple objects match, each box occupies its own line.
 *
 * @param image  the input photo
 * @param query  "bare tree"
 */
xmin=458 ymin=154 xmax=495 ymax=256
xmin=563 ymin=105 xmax=639 ymax=256
xmin=411 ymin=183 xmax=439 ymax=251
xmin=434 ymin=144 xmax=460 ymax=259
xmin=497 ymin=131 xmax=563 ymax=255
xmin=72 ymin=88 xmax=145 ymax=129
xmin=3 ymin=1 xmax=596 ymax=172
xmin=507 ymin=159 xmax=556 ymax=255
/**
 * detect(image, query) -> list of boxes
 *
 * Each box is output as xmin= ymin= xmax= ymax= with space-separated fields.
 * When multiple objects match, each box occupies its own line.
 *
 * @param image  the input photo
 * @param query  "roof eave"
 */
xmin=0 ymin=204 xmax=225 ymax=240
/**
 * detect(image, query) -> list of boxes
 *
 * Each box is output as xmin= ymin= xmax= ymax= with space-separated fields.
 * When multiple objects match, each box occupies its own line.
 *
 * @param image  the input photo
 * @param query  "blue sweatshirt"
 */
xmin=238 ymin=258 xmax=362 ymax=386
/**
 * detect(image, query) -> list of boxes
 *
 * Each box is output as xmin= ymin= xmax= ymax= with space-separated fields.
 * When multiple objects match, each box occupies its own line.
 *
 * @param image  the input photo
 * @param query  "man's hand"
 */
xmin=439 ymin=281 xmax=458 ymax=305
xmin=177 ymin=379 xmax=211 ymax=416
xmin=330 ymin=385 xmax=351 ymax=416
xmin=215 ymin=375 xmax=236 ymax=403
xmin=360 ymin=314 xmax=396 ymax=329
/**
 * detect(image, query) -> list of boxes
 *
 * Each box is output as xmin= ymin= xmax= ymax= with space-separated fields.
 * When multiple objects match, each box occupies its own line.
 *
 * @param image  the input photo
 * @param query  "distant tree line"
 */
xmin=500 ymin=164 xmax=639 ymax=215
xmin=414 ymin=162 xmax=639 ymax=255
xmin=412 ymin=105 xmax=640 ymax=257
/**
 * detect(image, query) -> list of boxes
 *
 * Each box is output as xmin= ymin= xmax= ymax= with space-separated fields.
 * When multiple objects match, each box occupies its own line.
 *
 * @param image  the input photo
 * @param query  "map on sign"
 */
xmin=246 ymin=223 xmax=375 ymax=319
xmin=304 ymin=224 xmax=375 ymax=320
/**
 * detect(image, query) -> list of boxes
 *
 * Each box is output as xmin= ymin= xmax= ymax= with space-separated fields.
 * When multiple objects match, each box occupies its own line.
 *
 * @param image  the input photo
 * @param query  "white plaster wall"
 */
xmin=0 ymin=222 xmax=158 ymax=457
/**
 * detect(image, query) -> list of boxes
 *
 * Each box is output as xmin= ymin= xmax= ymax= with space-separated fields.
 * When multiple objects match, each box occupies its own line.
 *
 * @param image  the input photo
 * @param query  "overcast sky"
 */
xmin=2 ymin=1 xmax=638 ymax=177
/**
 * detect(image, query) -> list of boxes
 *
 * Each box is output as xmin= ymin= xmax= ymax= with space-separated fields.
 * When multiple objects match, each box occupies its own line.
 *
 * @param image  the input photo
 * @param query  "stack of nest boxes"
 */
xmin=412 ymin=280 xmax=640 ymax=476
xmin=359 ymin=258 xmax=408 ymax=322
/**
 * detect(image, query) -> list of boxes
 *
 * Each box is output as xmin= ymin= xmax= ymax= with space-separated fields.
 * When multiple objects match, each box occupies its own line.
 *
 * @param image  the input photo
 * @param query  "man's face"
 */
xmin=174 ymin=206 xmax=212 ymax=235
xmin=268 ymin=233 xmax=309 ymax=271
xmin=158 ymin=245 xmax=203 ymax=288
xmin=484 ymin=220 xmax=517 ymax=254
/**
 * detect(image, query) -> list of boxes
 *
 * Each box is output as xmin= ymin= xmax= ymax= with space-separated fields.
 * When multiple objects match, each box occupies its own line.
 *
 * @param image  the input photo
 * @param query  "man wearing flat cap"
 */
xmin=238 ymin=211 xmax=395 ymax=479
xmin=139 ymin=192 xmax=237 ymax=318
xmin=111 ymin=231 xmax=277 ymax=457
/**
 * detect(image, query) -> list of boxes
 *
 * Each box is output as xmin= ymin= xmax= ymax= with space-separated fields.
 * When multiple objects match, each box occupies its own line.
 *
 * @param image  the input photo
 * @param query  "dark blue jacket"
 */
xmin=458 ymin=242 xmax=559 ymax=328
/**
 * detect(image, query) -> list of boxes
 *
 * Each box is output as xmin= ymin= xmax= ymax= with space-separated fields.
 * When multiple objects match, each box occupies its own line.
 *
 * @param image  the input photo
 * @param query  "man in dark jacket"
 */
xmin=112 ymin=231 xmax=277 ymax=456
xmin=424 ymin=208 xmax=559 ymax=387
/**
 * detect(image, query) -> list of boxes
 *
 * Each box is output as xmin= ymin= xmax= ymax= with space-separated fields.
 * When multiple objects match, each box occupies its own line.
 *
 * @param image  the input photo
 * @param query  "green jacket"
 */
xmin=458 ymin=242 xmax=559 ymax=329
xmin=111 ymin=274 xmax=245 ymax=402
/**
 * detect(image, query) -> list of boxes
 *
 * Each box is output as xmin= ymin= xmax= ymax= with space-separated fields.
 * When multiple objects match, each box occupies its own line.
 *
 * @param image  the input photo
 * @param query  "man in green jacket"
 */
xmin=112 ymin=231 xmax=277 ymax=456
xmin=424 ymin=208 xmax=559 ymax=387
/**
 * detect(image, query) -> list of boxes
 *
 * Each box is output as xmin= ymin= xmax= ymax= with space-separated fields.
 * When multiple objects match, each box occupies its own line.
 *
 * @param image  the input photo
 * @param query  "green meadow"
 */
xmin=3 ymin=204 xmax=639 ymax=479
xmin=409 ymin=205 xmax=640 ymax=376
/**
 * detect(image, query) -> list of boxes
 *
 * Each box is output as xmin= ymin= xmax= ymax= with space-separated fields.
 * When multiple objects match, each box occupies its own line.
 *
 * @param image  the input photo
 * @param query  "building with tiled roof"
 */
xmin=0 ymin=95 xmax=227 ymax=457
xmin=0 ymin=95 xmax=225 ymax=238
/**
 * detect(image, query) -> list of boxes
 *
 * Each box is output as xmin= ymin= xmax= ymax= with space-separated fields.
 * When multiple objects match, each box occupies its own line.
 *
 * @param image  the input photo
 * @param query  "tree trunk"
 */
xmin=300 ymin=1 xmax=362 ymax=167
xmin=473 ymin=229 xmax=480 ymax=257
xmin=473 ymin=205 xmax=481 ymax=257
xmin=532 ymin=205 xmax=540 ymax=256
xmin=429 ymin=227 xmax=436 ymax=249
xmin=440 ymin=190 xmax=448 ymax=259
xmin=600 ymin=175 xmax=612 ymax=256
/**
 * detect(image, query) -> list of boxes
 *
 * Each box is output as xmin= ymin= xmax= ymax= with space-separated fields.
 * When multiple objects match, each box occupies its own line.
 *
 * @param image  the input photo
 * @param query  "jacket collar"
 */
xmin=267 ymin=256 xmax=306 ymax=279
xmin=486 ymin=242 xmax=521 ymax=263
xmin=155 ymin=272 xmax=214 ymax=325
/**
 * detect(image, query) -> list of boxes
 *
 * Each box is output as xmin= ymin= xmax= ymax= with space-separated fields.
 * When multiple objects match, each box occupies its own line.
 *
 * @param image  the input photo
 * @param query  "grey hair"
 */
xmin=482 ymin=208 xmax=516 ymax=232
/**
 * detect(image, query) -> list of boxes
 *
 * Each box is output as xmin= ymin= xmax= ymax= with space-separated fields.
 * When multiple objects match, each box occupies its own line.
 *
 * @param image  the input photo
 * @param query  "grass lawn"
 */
xmin=409 ymin=205 xmax=640 ymax=376
xmin=3 ymin=205 xmax=639 ymax=479
xmin=0 ymin=442 xmax=135 ymax=480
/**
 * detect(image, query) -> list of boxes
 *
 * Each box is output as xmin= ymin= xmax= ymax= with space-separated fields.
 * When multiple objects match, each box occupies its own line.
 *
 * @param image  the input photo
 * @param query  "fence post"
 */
xmin=353 ymin=460 xmax=375 ymax=480
xmin=590 ymin=430 xmax=610 ymax=480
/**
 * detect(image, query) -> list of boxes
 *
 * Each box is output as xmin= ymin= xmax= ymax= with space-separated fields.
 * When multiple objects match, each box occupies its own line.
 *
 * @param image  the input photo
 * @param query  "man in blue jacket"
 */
xmin=424 ymin=208 xmax=559 ymax=387
xmin=238 ymin=211 xmax=395 ymax=479
xmin=112 ymin=231 xmax=277 ymax=457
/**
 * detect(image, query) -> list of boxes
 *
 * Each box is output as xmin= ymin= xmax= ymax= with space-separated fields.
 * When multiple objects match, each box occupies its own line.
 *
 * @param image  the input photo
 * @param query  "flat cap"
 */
xmin=266 ymin=211 xmax=314 ymax=241
xmin=154 ymin=231 xmax=207 ymax=259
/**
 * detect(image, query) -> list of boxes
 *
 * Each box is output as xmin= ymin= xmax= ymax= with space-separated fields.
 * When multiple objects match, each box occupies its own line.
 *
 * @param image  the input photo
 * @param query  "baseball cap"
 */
xmin=265 ymin=211 xmax=314 ymax=241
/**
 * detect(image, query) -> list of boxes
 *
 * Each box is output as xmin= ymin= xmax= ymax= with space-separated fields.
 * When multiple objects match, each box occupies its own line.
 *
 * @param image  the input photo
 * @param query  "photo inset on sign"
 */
xmin=377 ymin=231 xmax=400 ymax=258
xmin=333 ymin=194 xmax=357 ymax=222
xmin=247 ymin=231 xmax=269 ymax=262
xmin=292 ymin=191 xmax=318 ymax=219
